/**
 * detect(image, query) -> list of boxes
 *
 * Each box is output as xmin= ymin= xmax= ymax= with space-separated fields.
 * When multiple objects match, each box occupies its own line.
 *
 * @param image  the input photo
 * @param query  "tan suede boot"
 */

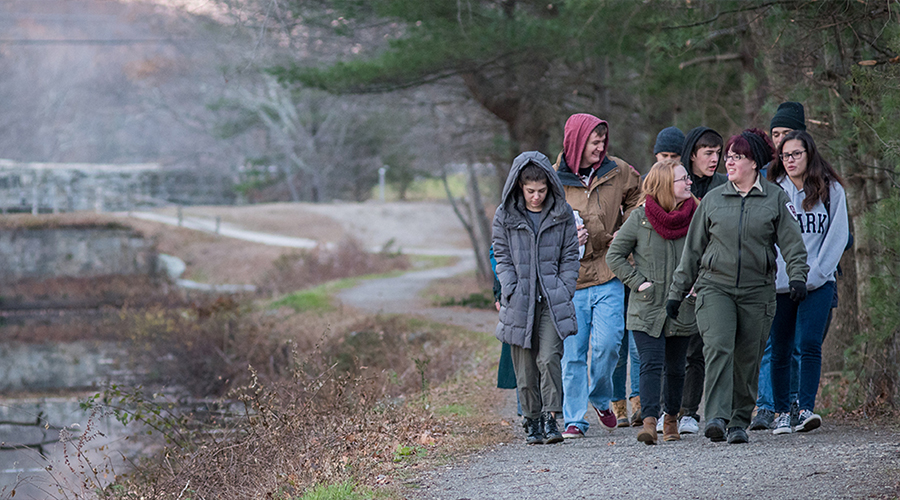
xmin=637 ymin=417 xmax=658 ymax=445
xmin=629 ymin=395 xmax=643 ymax=426
xmin=663 ymin=413 xmax=681 ymax=441
xmin=612 ymin=399 xmax=629 ymax=427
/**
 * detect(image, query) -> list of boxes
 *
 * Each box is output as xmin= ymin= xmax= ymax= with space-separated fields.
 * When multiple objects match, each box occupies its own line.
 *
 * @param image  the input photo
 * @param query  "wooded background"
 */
xmin=2 ymin=0 xmax=898 ymax=410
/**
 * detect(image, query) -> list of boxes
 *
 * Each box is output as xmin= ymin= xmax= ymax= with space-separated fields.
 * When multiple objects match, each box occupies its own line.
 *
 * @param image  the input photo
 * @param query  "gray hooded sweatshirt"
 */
xmin=773 ymin=176 xmax=849 ymax=292
xmin=492 ymin=151 xmax=580 ymax=348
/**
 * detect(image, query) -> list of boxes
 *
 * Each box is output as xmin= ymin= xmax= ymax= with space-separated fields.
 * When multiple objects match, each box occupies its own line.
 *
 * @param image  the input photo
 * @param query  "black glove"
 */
xmin=666 ymin=299 xmax=682 ymax=319
xmin=789 ymin=280 xmax=808 ymax=302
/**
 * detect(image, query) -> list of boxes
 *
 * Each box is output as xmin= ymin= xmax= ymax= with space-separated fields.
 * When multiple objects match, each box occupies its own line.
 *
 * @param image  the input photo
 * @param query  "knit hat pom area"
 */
xmin=770 ymin=101 xmax=806 ymax=132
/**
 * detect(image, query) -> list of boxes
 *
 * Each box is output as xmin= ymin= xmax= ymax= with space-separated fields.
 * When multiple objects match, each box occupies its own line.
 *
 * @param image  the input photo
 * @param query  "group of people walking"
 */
xmin=492 ymin=102 xmax=849 ymax=445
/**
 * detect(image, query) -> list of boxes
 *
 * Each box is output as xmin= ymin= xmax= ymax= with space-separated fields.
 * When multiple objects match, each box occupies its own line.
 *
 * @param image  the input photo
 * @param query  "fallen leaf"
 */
xmin=858 ymin=60 xmax=878 ymax=66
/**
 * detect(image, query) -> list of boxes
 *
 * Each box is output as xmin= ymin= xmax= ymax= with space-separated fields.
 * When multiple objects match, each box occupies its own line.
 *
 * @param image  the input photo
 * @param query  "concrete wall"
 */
xmin=0 ymin=227 xmax=156 ymax=280
xmin=0 ymin=341 xmax=126 ymax=392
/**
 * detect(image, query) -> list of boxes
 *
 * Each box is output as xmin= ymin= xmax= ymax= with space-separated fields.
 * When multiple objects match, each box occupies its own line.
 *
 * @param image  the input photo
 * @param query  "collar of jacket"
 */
xmin=556 ymin=155 xmax=617 ymax=188
xmin=720 ymin=175 xmax=770 ymax=197
xmin=503 ymin=194 xmax=568 ymax=230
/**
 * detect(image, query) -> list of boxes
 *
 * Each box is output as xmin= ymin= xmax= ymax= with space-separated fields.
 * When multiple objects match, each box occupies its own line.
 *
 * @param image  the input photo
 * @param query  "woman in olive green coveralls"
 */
xmin=666 ymin=129 xmax=808 ymax=444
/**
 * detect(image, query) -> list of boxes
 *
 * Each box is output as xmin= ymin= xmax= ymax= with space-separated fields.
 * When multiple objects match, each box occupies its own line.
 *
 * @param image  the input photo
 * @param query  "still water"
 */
xmin=0 ymin=395 xmax=154 ymax=499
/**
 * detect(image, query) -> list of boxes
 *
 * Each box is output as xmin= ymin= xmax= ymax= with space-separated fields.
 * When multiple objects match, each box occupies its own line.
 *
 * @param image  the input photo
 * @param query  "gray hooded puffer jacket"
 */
xmin=493 ymin=151 xmax=580 ymax=348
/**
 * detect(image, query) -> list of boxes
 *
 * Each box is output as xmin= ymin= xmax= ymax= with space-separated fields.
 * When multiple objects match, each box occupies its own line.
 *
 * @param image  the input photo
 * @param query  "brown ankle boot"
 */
xmin=629 ymin=395 xmax=643 ymax=426
xmin=612 ymin=400 xmax=629 ymax=427
xmin=663 ymin=413 xmax=681 ymax=441
xmin=637 ymin=417 xmax=658 ymax=445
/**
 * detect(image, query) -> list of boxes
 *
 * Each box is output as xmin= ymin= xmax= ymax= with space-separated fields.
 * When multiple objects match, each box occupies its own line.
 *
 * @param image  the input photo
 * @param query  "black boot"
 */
xmin=523 ymin=417 xmax=543 ymax=445
xmin=542 ymin=412 xmax=563 ymax=444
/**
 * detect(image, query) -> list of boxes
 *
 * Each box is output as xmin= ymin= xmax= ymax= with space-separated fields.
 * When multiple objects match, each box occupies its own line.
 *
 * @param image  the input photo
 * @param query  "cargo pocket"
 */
xmin=693 ymin=294 xmax=709 ymax=334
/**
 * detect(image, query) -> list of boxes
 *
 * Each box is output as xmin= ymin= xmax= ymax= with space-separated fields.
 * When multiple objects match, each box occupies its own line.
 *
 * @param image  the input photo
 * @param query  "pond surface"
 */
xmin=0 ymin=395 xmax=155 ymax=500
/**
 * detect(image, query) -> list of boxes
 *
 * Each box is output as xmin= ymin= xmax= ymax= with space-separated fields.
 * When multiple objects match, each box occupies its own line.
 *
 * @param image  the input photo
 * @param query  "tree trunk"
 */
xmin=465 ymin=163 xmax=493 ymax=284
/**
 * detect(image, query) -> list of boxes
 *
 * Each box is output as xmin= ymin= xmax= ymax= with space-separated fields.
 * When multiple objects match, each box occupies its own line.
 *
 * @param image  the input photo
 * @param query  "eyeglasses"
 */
xmin=674 ymin=175 xmax=692 ymax=183
xmin=724 ymin=154 xmax=746 ymax=162
xmin=780 ymin=150 xmax=806 ymax=162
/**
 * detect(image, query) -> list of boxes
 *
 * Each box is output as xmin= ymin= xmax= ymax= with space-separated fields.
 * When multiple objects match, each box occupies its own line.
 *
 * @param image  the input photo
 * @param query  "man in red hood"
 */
xmin=554 ymin=113 xmax=642 ymax=437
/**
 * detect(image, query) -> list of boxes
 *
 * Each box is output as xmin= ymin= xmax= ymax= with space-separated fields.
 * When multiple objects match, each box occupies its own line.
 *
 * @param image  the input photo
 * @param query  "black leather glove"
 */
xmin=666 ymin=299 xmax=682 ymax=319
xmin=789 ymin=280 xmax=808 ymax=302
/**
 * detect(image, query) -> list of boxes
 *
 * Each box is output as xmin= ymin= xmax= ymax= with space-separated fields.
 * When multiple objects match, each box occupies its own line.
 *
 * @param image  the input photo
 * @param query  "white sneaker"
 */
xmin=678 ymin=415 xmax=700 ymax=434
xmin=656 ymin=413 xmax=665 ymax=433
xmin=772 ymin=412 xmax=793 ymax=435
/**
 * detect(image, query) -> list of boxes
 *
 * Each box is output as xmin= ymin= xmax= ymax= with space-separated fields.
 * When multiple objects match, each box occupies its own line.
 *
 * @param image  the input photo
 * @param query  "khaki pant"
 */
xmin=694 ymin=282 xmax=776 ymax=429
xmin=511 ymin=300 xmax=563 ymax=419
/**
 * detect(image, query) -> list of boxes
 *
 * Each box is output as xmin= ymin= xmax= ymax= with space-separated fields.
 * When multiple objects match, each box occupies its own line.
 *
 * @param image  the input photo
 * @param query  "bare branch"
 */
xmin=679 ymin=53 xmax=742 ymax=70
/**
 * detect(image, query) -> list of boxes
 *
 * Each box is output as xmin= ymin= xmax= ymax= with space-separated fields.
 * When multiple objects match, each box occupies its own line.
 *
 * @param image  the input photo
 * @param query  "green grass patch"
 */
xmin=409 ymin=254 xmax=457 ymax=269
xmin=436 ymin=403 xmax=473 ymax=417
xmin=436 ymin=291 xmax=495 ymax=309
xmin=372 ymin=173 xmax=496 ymax=202
xmin=272 ymin=289 xmax=334 ymax=312
xmin=392 ymin=443 xmax=427 ymax=463
xmin=295 ymin=481 xmax=371 ymax=500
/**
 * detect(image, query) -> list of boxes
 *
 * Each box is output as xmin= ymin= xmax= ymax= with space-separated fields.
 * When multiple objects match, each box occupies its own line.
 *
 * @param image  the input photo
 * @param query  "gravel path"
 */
xmin=338 ymin=263 xmax=900 ymax=500
xmin=414 ymin=416 xmax=900 ymax=499
xmin=126 ymin=202 xmax=900 ymax=499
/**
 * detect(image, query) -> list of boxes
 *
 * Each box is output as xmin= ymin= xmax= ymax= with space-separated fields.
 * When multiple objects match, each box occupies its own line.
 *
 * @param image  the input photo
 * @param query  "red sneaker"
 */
xmin=561 ymin=425 xmax=584 ymax=439
xmin=595 ymin=406 xmax=618 ymax=430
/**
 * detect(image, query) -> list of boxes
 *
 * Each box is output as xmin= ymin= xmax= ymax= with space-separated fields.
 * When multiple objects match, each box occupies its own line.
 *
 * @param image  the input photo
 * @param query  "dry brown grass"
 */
xmin=153 ymin=203 xmax=348 ymax=242
xmin=85 ymin=306 xmax=511 ymax=499
xmin=0 ymin=213 xmax=135 ymax=231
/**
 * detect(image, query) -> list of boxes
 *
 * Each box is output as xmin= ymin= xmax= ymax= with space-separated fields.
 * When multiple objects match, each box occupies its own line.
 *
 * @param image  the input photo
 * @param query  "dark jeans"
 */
xmin=632 ymin=330 xmax=691 ymax=420
xmin=680 ymin=333 xmax=705 ymax=420
xmin=771 ymin=281 xmax=835 ymax=413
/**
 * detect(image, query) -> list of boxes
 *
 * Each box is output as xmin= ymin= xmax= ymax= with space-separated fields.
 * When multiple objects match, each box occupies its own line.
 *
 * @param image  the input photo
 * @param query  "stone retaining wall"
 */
xmin=0 ymin=227 xmax=156 ymax=281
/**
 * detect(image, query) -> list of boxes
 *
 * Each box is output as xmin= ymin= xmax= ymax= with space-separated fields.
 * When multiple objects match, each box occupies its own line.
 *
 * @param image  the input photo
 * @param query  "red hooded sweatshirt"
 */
xmin=563 ymin=113 xmax=609 ymax=175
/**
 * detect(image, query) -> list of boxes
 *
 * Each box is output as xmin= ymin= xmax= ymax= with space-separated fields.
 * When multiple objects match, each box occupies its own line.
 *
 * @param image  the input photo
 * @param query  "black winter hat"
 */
xmin=654 ymin=126 xmax=686 ymax=155
xmin=770 ymin=102 xmax=806 ymax=132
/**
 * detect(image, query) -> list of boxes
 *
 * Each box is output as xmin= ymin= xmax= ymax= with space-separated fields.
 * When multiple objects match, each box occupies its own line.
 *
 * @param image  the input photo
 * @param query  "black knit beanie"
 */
xmin=741 ymin=131 xmax=773 ymax=171
xmin=654 ymin=126 xmax=685 ymax=155
xmin=770 ymin=101 xmax=806 ymax=132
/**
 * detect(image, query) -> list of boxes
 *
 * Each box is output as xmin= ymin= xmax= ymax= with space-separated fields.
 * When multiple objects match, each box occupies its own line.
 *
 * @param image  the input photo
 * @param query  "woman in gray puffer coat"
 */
xmin=493 ymin=151 xmax=580 ymax=445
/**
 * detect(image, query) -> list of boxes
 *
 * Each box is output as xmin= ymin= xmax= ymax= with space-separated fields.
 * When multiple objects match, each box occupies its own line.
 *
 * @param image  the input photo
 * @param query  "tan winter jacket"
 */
xmin=554 ymin=152 xmax=642 ymax=289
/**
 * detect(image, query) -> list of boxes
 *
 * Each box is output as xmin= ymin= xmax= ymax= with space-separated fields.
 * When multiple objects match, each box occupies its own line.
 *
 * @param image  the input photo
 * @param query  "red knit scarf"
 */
xmin=644 ymin=196 xmax=697 ymax=240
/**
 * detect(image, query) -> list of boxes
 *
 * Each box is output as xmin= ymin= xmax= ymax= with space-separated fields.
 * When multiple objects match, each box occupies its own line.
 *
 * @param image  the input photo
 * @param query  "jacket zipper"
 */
xmin=736 ymin=197 xmax=746 ymax=287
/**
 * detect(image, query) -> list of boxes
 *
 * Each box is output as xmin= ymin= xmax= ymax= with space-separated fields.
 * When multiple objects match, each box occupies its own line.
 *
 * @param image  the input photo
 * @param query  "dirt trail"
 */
xmin=124 ymin=202 xmax=900 ymax=499
xmin=336 ymin=255 xmax=498 ymax=333
xmin=339 ymin=265 xmax=900 ymax=500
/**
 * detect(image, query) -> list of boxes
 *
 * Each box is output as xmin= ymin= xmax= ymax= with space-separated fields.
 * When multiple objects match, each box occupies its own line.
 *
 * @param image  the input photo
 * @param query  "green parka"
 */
xmin=607 ymin=207 xmax=699 ymax=337
xmin=668 ymin=178 xmax=808 ymax=299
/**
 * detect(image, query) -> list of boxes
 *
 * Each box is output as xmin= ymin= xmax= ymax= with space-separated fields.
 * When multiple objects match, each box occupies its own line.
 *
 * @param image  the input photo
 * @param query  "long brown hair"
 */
xmin=768 ymin=130 xmax=845 ymax=210
xmin=641 ymin=159 xmax=698 ymax=212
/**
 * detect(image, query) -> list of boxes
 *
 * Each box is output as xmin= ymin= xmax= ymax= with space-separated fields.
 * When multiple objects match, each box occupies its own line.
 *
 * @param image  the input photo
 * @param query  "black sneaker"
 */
xmin=542 ymin=412 xmax=563 ymax=444
xmin=726 ymin=426 xmax=749 ymax=444
xmin=523 ymin=417 xmax=543 ymax=445
xmin=748 ymin=408 xmax=775 ymax=430
xmin=793 ymin=409 xmax=822 ymax=433
xmin=790 ymin=400 xmax=801 ymax=428
xmin=704 ymin=418 xmax=727 ymax=442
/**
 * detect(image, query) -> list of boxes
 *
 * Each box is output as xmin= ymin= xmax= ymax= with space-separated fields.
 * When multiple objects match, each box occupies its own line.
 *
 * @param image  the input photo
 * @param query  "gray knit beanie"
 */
xmin=654 ymin=126 xmax=686 ymax=155
xmin=770 ymin=102 xmax=806 ymax=132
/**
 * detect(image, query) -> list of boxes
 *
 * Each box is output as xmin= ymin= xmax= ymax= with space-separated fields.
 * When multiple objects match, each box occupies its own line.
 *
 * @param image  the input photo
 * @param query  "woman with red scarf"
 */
xmin=606 ymin=160 xmax=699 ymax=444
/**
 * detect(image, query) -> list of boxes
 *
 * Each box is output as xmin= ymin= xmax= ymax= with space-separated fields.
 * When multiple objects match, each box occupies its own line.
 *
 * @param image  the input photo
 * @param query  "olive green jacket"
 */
xmin=668 ymin=178 xmax=809 ymax=300
xmin=607 ymin=207 xmax=699 ymax=337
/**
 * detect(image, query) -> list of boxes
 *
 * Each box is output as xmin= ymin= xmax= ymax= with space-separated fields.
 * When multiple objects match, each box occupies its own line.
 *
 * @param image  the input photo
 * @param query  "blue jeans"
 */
xmin=770 ymin=282 xmax=835 ymax=413
xmin=562 ymin=279 xmax=625 ymax=432
xmin=756 ymin=334 xmax=799 ymax=411
xmin=612 ymin=331 xmax=640 ymax=400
